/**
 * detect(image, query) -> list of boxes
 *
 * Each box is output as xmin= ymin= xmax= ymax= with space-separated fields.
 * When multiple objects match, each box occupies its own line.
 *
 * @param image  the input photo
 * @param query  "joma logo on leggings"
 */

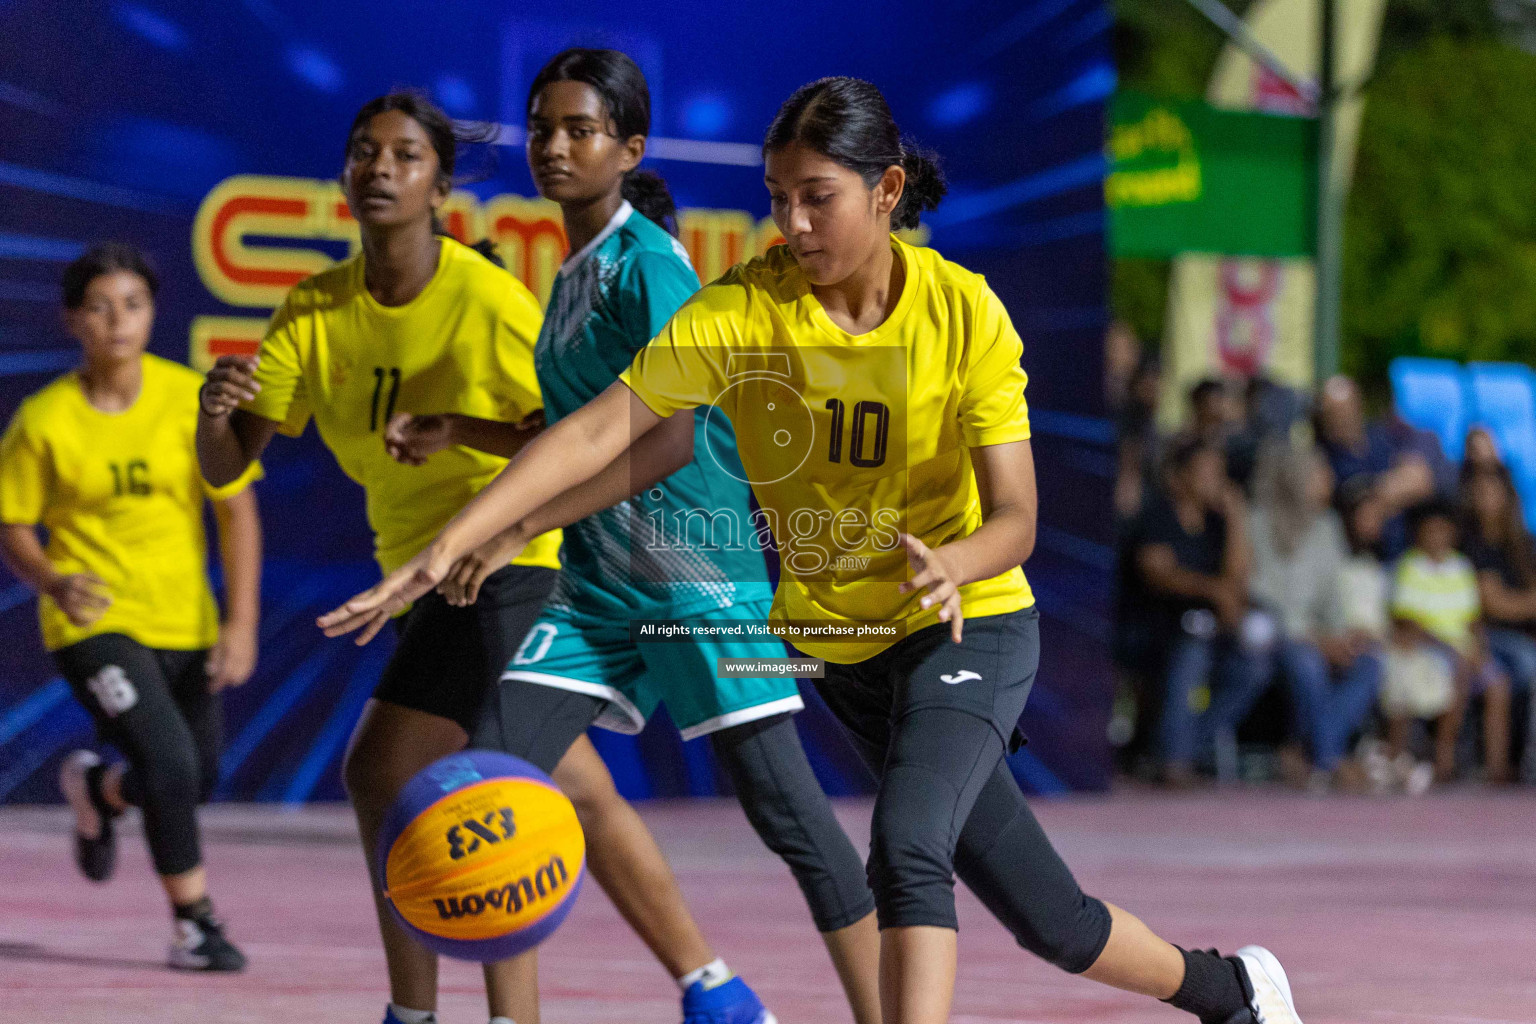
xmin=431 ymin=856 xmax=571 ymax=920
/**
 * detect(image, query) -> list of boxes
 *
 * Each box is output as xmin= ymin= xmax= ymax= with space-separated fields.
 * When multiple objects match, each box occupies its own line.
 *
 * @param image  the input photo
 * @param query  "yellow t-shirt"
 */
xmin=0 ymin=354 xmax=263 ymax=651
xmin=243 ymin=237 xmax=561 ymax=576
xmin=620 ymin=237 xmax=1034 ymax=662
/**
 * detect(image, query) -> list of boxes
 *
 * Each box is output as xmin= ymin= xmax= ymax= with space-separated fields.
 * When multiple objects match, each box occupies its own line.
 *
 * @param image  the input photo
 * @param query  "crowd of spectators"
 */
xmin=1106 ymin=332 xmax=1536 ymax=792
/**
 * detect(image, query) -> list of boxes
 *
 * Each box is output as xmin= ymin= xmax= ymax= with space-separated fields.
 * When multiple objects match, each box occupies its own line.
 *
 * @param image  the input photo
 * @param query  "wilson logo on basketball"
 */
xmin=431 ymin=855 xmax=572 ymax=920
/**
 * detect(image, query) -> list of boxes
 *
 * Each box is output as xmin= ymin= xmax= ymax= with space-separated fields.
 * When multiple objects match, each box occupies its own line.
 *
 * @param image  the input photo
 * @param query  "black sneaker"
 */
xmin=59 ymin=750 xmax=117 ymax=882
xmin=169 ymin=915 xmax=248 ymax=972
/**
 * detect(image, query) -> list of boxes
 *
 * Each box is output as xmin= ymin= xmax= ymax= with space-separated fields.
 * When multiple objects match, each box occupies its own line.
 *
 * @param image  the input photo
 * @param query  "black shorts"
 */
xmin=55 ymin=633 xmax=213 ymax=749
xmin=815 ymin=607 xmax=1037 ymax=755
xmin=374 ymin=565 xmax=557 ymax=732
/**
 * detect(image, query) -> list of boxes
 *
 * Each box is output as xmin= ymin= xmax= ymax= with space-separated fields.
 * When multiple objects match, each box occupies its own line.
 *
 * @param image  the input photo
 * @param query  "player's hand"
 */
xmin=384 ymin=413 xmax=458 ymax=466
xmin=45 ymin=572 xmax=112 ymax=628
xmin=207 ymin=620 xmax=258 ymax=692
xmin=317 ymin=545 xmax=451 ymax=644
xmin=201 ymin=356 xmax=260 ymax=417
xmin=898 ymin=533 xmax=964 ymax=644
xmin=439 ymin=525 xmax=528 ymax=607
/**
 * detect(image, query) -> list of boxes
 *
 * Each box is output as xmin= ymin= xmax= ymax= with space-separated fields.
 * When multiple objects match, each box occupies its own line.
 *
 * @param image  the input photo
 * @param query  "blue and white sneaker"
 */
xmin=381 ymin=1007 xmax=436 ymax=1024
xmin=1231 ymin=946 xmax=1303 ymax=1024
xmin=681 ymin=976 xmax=777 ymax=1024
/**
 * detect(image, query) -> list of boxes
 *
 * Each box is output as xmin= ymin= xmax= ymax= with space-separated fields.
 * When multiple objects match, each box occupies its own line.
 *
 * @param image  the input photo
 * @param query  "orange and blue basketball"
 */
xmin=376 ymin=750 xmax=585 ymax=962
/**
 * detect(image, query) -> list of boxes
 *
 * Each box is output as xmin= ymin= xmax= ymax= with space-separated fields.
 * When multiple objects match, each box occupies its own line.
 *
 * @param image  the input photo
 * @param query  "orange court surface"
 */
xmin=4 ymin=792 xmax=1534 ymax=1024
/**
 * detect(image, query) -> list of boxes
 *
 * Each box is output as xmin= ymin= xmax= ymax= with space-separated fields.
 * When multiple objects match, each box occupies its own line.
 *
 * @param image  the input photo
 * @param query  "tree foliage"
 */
xmin=1110 ymin=0 xmax=1526 ymax=381
xmin=1343 ymin=37 xmax=1536 ymax=379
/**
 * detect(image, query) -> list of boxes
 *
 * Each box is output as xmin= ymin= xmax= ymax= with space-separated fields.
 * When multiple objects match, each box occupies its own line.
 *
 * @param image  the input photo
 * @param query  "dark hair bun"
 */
xmin=621 ymin=170 xmax=679 ymax=237
xmin=895 ymin=141 xmax=946 ymax=232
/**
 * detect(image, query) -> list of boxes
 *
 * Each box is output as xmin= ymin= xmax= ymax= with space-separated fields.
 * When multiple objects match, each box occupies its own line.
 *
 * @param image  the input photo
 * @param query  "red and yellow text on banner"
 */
xmin=189 ymin=174 xmax=788 ymax=370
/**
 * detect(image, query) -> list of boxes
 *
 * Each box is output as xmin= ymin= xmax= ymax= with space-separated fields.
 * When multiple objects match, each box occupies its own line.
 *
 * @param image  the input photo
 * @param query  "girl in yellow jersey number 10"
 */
xmin=0 ymin=244 xmax=263 ymax=972
xmin=322 ymin=78 xmax=1310 ymax=1024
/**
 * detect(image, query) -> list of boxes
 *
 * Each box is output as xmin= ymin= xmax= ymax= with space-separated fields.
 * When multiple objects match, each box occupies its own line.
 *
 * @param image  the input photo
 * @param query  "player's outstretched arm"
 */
xmin=438 ymin=410 xmax=697 ymax=606
xmin=318 ymin=380 xmax=667 ymax=643
xmin=899 ymin=439 xmax=1037 ymax=643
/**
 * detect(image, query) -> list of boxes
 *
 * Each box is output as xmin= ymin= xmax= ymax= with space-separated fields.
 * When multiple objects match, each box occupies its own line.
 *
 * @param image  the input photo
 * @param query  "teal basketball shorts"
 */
xmin=499 ymin=597 xmax=804 ymax=740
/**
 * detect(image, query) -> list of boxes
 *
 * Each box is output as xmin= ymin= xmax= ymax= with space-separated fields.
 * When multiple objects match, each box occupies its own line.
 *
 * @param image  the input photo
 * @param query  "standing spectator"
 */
xmin=1389 ymin=500 xmax=1512 ymax=784
xmin=1461 ymin=461 xmax=1536 ymax=781
xmin=1113 ymin=352 xmax=1163 ymax=518
xmin=1226 ymin=376 xmax=1304 ymax=495
xmin=1187 ymin=377 xmax=1240 ymax=448
xmin=1134 ymin=437 xmax=1267 ymax=786
xmin=1248 ymin=443 xmax=1382 ymax=788
xmin=1464 ymin=426 xmax=1505 ymax=477
xmin=1315 ymin=375 xmax=1445 ymax=557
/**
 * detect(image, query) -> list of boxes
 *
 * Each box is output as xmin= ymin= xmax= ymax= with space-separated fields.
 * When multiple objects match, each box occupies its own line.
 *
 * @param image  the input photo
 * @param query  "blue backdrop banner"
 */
xmin=0 ymin=0 xmax=1114 ymax=802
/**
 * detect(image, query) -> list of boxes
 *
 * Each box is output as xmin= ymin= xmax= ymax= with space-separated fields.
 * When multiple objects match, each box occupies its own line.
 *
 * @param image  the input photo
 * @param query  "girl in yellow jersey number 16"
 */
xmin=321 ymin=78 xmax=1311 ymax=1024
xmin=0 ymin=244 xmax=263 ymax=972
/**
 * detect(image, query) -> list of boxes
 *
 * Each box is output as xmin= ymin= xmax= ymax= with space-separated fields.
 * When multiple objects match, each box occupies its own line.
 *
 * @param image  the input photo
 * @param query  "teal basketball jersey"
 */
xmin=534 ymin=202 xmax=773 ymax=619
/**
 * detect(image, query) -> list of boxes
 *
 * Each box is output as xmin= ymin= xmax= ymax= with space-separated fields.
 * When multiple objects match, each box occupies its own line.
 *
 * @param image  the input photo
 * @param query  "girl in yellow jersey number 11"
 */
xmin=321 ymin=77 xmax=1306 ymax=1024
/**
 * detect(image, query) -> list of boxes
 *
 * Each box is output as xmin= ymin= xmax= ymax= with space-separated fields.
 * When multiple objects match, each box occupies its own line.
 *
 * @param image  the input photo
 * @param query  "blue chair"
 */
xmin=1389 ymin=357 xmax=1469 ymax=462
xmin=1467 ymin=362 xmax=1536 ymax=532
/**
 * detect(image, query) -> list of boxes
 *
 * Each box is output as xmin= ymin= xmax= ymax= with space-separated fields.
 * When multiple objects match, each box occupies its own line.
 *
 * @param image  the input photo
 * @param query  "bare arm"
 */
xmin=196 ymin=356 xmax=281 ymax=486
xmin=1220 ymin=488 xmax=1250 ymax=584
xmin=382 ymin=411 xmax=545 ymax=466
xmin=899 ymin=439 xmax=1037 ymax=643
xmin=0 ymin=522 xmax=111 ymax=626
xmin=523 ymin=410 xmax=694 ymax=537
xmin=207 ymin=488 xmax=262 ymax=691
xmin=1136 ymin=544 xmax=1223 ymax=604
xmin=320 ymin=381 xmax=669 ymax=642
xmin=438 ymin=410 xmax=697 ymax=606
xmin=1476 ymin=569 xmax=1536 ymax=623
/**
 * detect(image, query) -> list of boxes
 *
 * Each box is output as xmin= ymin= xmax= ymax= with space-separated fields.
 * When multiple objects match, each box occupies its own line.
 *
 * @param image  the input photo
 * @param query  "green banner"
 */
xmin=1108 ymin=91 xmax=1317 ymax=258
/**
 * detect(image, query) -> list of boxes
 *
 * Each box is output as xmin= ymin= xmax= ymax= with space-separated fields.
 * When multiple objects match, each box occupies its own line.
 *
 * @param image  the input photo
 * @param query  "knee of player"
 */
xmin=141 ymin=748 xmax=203 ymax=807
xmin=1030 ymin=894 xmax=1113 ymax=975
xmin=868 ymin=808 xmax=952 ymax=887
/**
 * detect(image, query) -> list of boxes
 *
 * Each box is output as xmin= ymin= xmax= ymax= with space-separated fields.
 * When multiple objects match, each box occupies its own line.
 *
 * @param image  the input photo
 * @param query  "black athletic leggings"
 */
xmin=815 ymin=608 xmax=1113 ymax=973
xmin=55 ymin=633 xmax=220 ymax=877
xmin=477 ymin=681 xmax=875 ymax=933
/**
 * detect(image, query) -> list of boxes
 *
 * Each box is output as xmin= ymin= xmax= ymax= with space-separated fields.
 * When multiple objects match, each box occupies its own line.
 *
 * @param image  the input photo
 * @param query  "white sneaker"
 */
xmin=1235 ymin=945 xmax=1303 ymax=1024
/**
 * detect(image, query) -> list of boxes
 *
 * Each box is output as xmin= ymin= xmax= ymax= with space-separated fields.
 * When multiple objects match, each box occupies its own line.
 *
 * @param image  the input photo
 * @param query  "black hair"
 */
xmin=527 ymin=48 xmax=679 ymax=236
xmin=762 ymin=76 xmax=947 ymax=231
xmin=62 ymin=243 xmax=158 ymax=309
xmin=1406 ymin=496 xmax=1461 ymax=539
xmin=346 ymin=91 xmax=504 ymax=267
xmin=1189 ymin=376 xmax=1226 ymax=409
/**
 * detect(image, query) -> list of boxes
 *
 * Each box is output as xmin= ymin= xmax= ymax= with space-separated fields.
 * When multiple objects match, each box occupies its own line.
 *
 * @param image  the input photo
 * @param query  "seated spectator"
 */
xmin=1133 ymin=437 xmax=1268 ymax=786
xmin=1461 ymin=461 xmax=1536 ymax=781
xmin=1248 ymin=442 xmax=1381 ymax=789
xmin=1316 ymin=375 xmax=1447 ymax=557
xmin=1389 ymin=500 xmax=1512 ymax=784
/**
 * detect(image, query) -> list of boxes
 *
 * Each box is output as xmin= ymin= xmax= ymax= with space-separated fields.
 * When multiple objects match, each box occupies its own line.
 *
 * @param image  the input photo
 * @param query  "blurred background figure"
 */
xmin=1247 ymin=441 xmax=1380 ymax=791
xmin=1315 ymin=376 xmax=1448 ymax=558
xmin=1460 ymin=458 xmax=1536 ymax=781
xmin=1388 ymin=501 xmax=1511 ymax=785
xmin=1126 ymin=437 xmax=1266 ymax=786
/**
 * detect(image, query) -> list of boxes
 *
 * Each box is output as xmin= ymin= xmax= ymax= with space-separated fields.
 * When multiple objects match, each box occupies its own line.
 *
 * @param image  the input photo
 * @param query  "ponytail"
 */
xmin=621 ymin=170 xmax=679 ymax=237
xmin=894 ymin=142 xmax=946 ymax=232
